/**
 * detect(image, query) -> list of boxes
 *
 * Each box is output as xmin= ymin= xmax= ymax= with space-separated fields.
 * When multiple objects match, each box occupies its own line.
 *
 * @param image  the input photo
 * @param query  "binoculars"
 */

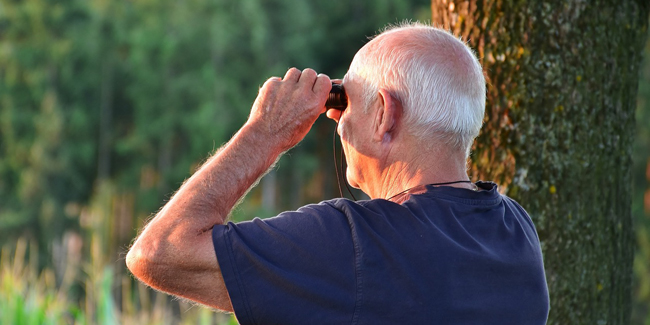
xmin=325 ymin=83 xmax=347 ymax=110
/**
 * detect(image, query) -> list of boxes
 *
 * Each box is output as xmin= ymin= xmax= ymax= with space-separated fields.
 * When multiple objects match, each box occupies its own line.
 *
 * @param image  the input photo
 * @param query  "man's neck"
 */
xmin=361 ymin=143 xmax=471 ymax=200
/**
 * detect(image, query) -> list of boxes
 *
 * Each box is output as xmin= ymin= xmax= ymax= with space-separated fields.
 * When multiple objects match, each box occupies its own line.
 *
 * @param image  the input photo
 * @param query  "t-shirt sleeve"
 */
xmin=212 ymin=202 xmax=357 ymax=325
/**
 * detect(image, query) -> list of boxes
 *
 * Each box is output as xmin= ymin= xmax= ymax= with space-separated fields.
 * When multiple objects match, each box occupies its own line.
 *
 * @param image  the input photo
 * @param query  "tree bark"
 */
xmin=431 ymin=1 xmax=649 ymax=324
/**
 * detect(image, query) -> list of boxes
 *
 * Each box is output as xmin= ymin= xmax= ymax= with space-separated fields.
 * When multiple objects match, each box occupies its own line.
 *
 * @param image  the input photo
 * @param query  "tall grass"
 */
xmin=0 ymin=238 xmax=238 ymax=325
xmin=0 ymin=238 xmax=75 ymax=325
xmin=0 ymin=181 xmax=239 ymax=324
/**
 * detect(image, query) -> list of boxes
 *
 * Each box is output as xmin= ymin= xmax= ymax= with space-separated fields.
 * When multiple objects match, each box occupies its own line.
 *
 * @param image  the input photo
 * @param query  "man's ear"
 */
xmin=372 ymin=88 xmax=402 ymax=143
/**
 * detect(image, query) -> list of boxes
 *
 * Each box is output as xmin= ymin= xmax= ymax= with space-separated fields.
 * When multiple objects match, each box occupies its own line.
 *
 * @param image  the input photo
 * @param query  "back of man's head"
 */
xmin=347 ymin=23 xmax=486 ymax=158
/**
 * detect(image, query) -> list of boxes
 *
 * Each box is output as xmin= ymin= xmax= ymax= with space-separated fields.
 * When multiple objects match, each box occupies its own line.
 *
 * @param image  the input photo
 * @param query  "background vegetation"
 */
xmin=0 ymin=0 xmax=648 ymax=324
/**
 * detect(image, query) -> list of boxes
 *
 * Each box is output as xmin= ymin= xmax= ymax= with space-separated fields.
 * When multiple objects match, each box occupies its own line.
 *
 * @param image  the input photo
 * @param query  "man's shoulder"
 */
xmin=299 ymin=196 xmax=396 ymax=214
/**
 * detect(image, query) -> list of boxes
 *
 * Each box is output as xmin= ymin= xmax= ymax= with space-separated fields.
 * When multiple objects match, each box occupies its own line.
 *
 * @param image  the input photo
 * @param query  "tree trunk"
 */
xmin=431 ymin=1 xmax=649 ymax=324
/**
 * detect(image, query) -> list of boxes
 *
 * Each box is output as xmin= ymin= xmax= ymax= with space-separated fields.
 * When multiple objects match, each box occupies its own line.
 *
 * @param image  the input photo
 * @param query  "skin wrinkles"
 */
xmin=382 ymin=161 xmax=420 ymax=200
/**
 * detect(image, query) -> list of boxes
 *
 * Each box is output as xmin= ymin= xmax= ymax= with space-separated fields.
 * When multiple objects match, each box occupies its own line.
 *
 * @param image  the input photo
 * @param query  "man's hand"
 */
xmin=247 ymin=68 xmax=331 ymax=152
xmin=126 ymin=68 xmax=330 ymax=312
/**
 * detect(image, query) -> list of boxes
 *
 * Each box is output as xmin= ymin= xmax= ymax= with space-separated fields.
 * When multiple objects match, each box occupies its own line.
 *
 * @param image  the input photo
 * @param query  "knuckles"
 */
xmin=300 ymin=68 xmax=317 ymax=80
xmin=255 ymin=68 xmax=330 ymax=119
xmin=249 ymin=68 xmax=331 ymax=148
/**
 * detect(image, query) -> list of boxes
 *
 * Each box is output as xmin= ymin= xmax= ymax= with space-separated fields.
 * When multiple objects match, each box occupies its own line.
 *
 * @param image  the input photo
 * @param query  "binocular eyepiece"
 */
xmin=325 ymin=83 xmax=347 ymax=110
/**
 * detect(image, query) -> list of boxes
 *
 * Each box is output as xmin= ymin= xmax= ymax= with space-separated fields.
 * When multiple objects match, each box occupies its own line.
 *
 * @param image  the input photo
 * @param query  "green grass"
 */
xmin=0 ymin=238 xmax=238 ymax=325
xmin=1 ymin=238 xmax=73 ymax=325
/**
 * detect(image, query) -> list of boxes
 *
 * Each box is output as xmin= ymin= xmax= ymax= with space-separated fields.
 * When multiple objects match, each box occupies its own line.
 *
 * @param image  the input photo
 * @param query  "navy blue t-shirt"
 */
xmin=212 ymin=182 xmax=549 ymax=325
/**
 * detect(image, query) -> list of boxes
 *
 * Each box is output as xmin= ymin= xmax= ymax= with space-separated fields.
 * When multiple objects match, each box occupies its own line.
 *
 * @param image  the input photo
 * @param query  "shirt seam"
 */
xmin=346 ymin=209 xmax=364 ymax=325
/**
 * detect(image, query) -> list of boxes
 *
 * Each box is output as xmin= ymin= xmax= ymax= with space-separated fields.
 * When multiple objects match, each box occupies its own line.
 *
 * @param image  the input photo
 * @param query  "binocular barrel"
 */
xmin=325 ymin=83 xmax=347 ymax=110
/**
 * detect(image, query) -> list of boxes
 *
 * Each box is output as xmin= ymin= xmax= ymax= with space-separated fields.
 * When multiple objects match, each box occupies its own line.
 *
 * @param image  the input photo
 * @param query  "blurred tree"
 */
xmin=632 ymin=23 xmax=650 ymax=324
xmin=432 ymin=1 xmax=649 ymax=324
xmin=0 ymin=0 xmax=99 ymax=262
xmin=0 ymin=0 xmax=429 ymax=261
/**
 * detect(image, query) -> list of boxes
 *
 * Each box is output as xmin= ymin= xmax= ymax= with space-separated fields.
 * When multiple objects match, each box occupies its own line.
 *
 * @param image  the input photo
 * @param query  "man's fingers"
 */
xmin=298 ymin=68 xmax=317 ymax=85
xmin=283 ymin=68 xmax=330 ymax=95
xmin=263 ymin=69 xmax=331 ymax=116
xmin=283 ymin=68 xmax=301 ymax=82
xmin=312 ymin=73 xmax=332 ymax=95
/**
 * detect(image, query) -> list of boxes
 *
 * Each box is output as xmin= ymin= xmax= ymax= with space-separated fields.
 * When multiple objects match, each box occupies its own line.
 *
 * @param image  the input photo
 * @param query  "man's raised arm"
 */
xmin=125 ymin=68 xmax=331 ymax=311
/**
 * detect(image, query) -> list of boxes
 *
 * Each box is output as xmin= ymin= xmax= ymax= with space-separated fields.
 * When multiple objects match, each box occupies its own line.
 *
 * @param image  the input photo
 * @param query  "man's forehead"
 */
xmin=342 ymin=71 xmax=364 ymax=88
xmin=342 ymin=72 xmax=352 ymax=84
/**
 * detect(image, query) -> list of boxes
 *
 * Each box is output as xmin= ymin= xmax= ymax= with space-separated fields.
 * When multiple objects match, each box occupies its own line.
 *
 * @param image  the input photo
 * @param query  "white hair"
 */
xmin=345 ymin=23 xmax=486 ymax=157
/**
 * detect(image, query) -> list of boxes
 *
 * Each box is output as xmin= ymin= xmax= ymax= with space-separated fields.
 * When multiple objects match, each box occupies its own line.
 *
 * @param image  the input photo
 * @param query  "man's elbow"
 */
xmin=126 ymin=244 xmax=147 ymax=282
xmin=126 ymin=242 xmax=163 ymax=286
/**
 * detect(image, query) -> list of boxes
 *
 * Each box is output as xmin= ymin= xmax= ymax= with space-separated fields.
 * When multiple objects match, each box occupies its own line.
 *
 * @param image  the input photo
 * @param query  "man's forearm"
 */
xmin=191 ymin=123 xmax=284 ymax=225
xmin=171 ymin=123 xmax=282 ymax=224
xmin=132 ymin=122 xmax=283 ymax=253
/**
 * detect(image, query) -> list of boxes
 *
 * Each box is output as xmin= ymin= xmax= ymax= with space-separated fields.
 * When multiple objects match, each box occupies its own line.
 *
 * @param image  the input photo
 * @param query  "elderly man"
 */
xmin=126 ymin=24 xmax=549 ymax=324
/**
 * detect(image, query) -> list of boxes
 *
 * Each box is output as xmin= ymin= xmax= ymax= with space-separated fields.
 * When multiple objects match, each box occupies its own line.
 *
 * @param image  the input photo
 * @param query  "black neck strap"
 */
xmin=387 ymin=180 xmax=473 ymax=201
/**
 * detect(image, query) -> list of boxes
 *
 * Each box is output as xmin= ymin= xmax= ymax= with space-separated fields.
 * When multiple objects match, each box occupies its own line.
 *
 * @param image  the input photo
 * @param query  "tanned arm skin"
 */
xmin=125 ymin=68 xmax=332 ymax=312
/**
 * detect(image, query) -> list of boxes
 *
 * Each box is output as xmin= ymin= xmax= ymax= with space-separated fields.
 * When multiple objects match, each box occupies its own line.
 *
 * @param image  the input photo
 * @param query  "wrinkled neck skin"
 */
xmin=356 ymin=135 xmax=471 ymax=201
